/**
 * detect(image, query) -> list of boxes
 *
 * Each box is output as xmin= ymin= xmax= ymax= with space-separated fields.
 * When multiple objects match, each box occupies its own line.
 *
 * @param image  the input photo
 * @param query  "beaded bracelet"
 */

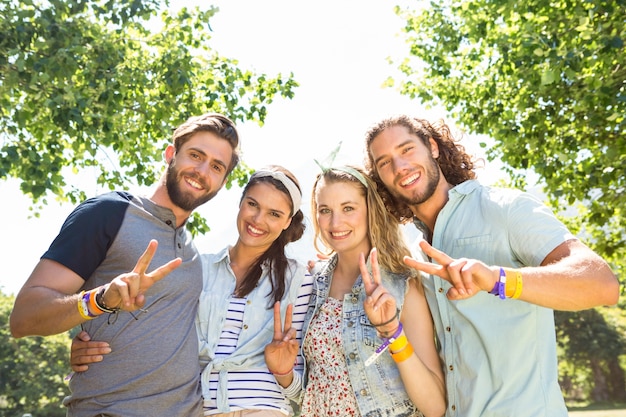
xmin=95 ymin=286 xmax=121 ymax=313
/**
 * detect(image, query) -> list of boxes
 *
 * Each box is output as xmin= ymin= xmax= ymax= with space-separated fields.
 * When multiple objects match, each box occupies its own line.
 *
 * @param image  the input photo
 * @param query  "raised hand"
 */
xmin=403 ymin=240 xmax=499 ymax=300
xmin=360 ymin=248 xmax=399 ymax=337
xmin=70 ymin=330 xmax=111 ymax=372
xmin=264 ymin=302 xmax=299 ymax=378
xmin=306 ymin=252 xmax=330 ymax=274
xmin=102 ymin=239 xmax=182 ymax=311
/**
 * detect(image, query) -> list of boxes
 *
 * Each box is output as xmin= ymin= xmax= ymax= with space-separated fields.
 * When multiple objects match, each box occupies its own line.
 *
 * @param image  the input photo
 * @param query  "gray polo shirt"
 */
xmin=45 ymin=192 xmax=203 ymax=417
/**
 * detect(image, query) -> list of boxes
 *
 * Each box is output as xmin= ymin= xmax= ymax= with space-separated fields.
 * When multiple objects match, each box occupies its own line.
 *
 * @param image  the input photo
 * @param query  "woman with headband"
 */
xmin=70 ymin=165 xmax=312 ymax=416
xmin=194 ymin=165 xmax=312 ymax=416
xmin=265 ymin=165 xmax=446 ymax=417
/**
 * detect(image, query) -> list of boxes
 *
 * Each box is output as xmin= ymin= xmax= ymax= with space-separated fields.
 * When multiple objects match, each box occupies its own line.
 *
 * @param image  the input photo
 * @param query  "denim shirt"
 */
xmin=300 ymin=254 xmax=423 ymax=417
xmin=196 ymin=246 xmax=306 ymax=412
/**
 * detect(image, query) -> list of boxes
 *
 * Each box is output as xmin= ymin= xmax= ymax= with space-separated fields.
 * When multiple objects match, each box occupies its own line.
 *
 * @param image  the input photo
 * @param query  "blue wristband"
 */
xmin=490 ymin=267 xmax=507 ymax=299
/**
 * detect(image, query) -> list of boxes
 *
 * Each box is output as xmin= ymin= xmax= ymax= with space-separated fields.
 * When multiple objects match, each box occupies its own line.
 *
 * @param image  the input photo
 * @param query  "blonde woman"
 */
xmin=265 ymin=165 xmax=445 ymax=417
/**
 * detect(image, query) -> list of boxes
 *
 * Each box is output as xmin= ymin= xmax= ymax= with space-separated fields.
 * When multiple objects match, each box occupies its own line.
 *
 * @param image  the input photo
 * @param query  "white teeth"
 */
xmin=331 ymin=231 xmax=350 ymax=237
xmin=400 ymin=172 xmax=420 ymax=187
xmin=186 ymin=177 xmax=202 ymax=190
xmin=248 ymin=225 xmax=264 ymax=235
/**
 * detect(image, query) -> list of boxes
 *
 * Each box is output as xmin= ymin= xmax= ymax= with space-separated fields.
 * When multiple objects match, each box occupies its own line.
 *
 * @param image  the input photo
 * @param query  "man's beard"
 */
xmin=392 ymin=156 xmax=440 ymax=206
xmin=165 ymin=162 xmax=218 ymax=212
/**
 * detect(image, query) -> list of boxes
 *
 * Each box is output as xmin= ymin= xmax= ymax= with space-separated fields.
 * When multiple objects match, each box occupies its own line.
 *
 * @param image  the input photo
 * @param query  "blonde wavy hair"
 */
xmin=310 ymin=165 xmax=416 ymax=278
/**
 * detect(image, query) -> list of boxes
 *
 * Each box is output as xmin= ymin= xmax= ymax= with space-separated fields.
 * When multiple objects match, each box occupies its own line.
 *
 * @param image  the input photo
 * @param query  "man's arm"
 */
xmin=518 ymin=239 xmax=619 ymax=310
xmin=10 ymin=259 xmax=87 ymax=337
xmin=10 ymin=239 xmax=182 ymax=337
xmin=404 ymin=239 xmax=619 ymax=311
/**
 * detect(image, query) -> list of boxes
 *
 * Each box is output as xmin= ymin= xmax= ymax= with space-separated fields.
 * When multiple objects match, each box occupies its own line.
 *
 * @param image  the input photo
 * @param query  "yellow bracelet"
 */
xmin=389 ymin=334 xmax=408 ymax=352
xmin=391 ymin=342 xmax=414 ymax=363
xmin=77 ymin=291 xmax=94 ymax=320
xmin=504 ymin=268 xmax=519 ymax=298
xmin=511 ymin=271 xmax=523 ymax=299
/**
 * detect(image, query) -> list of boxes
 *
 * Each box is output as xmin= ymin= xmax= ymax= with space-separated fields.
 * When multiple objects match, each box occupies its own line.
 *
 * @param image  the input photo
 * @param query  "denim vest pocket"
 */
xmin=359 ymin=313 xmax=378 ymax=347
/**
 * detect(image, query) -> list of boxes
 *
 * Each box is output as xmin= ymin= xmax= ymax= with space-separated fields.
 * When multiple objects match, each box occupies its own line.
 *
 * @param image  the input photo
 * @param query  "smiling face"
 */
xmin=165 ymin=131 xmax=234 ymax=212
xmin=236 ymin=182 xmax=293 ymax=252
xmin=369 ymin=124 xmax=442 ymax=208
xmin=314 ymin=179 xmax=371 ymax=257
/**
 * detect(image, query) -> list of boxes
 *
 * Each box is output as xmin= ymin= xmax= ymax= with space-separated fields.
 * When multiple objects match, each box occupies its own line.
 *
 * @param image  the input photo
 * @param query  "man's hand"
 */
xmin=404 ymin=240 xmax=499 ymax=300
xmin=70 ymin=330 xmax=111 ymax=372
xmin=102 ymin=239 xmax=182 ymax=311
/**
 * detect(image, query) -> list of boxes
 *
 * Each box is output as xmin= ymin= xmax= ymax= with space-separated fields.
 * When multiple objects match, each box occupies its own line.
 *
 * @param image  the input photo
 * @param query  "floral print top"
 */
xmin=300 ymin=297 xmax=361 ymax=417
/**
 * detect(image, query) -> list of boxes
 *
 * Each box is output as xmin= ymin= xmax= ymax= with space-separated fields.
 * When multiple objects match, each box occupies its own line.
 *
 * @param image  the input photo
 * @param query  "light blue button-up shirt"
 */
xmin=416 ymin=180 xmax=573 ymax=417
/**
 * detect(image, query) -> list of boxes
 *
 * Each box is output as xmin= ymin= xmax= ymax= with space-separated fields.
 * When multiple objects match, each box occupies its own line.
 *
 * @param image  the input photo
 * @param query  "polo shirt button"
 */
xmin=177 ymin=242 xmax=182 ymax=249
xmin=449 ymin=364 xmax=454 ymax=371
xmin=438 ymin=287 xmax=444 ymax=293
xmin=349 ymin=352 xmax=357 ymax=360
xmin=446 ymin=326 xmax=451 ymax=332
xmin=347 ymin=321 xmax=354 ymax=327
xmin=243 ymin=324 xmax=248 ymax=330
xmin=360 ymin=389 xmax=367 ymax=396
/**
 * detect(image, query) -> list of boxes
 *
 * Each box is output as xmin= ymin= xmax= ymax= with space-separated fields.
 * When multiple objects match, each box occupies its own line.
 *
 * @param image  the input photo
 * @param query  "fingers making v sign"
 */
xmin=102 ymin=239 xmax=182 ymax=311
xmin=403 ymin=239 xmax=499 ymax=300
xmin=264 ymin=301 xmax=299 ymax=378
xmin=360 ymin=248 xmax=400 ymax=337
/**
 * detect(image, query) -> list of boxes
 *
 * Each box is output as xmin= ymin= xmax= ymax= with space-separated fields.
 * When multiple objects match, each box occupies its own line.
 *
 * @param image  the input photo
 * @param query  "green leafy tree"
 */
xmin=391 ymin=0 xmax=626 ymax=403
xmin=555 ymin=308 xmax=626 ymax=403
xmin=0 ymin=290 xmax=71 ymax=417
xmin=0 ymin=0 xmax=297 ymax=224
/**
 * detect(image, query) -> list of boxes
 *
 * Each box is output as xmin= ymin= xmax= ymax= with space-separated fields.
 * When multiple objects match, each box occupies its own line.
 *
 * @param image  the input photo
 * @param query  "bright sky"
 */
xmin=0 ymin=0 xmax=505 ymax=296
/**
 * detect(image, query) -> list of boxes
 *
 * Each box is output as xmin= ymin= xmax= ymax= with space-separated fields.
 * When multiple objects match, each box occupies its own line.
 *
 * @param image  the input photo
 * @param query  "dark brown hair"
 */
xmin=236 ymin=165 xmax=306 ymax=306
xmin=172 ymin=113 xmax=240 ymax=176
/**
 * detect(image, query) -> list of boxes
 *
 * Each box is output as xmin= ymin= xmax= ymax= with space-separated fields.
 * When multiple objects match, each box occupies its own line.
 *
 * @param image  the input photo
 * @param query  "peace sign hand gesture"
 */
xmin=360 ymin=248 xmax=400 ymax=337
xmin=403 ymin=240 xmax=499 ymax=300
xmin=264 ymin=302 xmax=298 ymax=384
xmin=101 ymin=239 xmax=182 ymax=311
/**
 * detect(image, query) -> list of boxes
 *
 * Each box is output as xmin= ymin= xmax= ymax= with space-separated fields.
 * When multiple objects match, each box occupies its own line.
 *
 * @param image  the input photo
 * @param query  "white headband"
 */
xmin=251 ymin=170 xmax=302 ymax=216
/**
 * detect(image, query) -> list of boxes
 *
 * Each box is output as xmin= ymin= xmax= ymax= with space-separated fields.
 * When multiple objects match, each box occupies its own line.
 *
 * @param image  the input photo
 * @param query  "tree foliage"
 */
xmin=0 ymin=0 xmax=297 ymax=213
xmin=391 ymin=0 xmax=625 ymax=278
xmin=0 ymin=290 xmax=71 ymax=417
xmin=556 ymin=307 xmax=626 ymax=402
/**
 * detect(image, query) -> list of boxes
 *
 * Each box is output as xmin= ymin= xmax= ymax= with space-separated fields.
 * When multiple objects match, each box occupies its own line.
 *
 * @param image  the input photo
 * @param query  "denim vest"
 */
xmin=301 ymin=255 xmax=424 ymax=417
